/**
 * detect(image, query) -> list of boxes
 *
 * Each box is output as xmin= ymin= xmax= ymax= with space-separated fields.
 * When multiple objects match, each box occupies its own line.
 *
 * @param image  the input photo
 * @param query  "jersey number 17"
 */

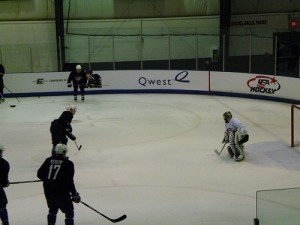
xmin=48 ymin=164 xmax=61 ymax=180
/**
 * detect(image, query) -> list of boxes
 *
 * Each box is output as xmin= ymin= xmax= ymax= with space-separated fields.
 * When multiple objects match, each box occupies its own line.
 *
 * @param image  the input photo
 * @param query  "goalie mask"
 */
xmin=223 ymin=111 xmax=232 ymax=123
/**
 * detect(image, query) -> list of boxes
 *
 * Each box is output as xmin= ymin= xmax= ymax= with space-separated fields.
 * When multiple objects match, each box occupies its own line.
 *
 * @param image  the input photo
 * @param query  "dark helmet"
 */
xmin=223 ymin=111 xmax=232 ymax=123
xmin=86 ymin=70 xmax=93 ymax=75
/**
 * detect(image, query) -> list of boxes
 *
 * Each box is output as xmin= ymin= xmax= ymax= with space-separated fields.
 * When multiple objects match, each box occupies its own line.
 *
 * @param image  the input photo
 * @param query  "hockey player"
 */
xmin=37 ymin=144 xmax=81 ymax=225
xmin=67 ymin=65 xmax=87 ymax=101
xmin=222 ymin=111 xmax=249 ymax=161
xmin=0 ymin=64 xmax=5 ymax=103
xmin=0 ymin=145 xmax=10 ymax=225
xmin=86 ymin=70 xmax=102 ymax=88
xmin=50 ymin=105 xmax=77 ymax=154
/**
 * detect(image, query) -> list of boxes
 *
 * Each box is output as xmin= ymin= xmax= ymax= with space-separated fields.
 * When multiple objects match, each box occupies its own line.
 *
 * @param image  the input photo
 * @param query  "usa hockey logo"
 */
xmin=247 ymin=75 xmax=281 ymax=94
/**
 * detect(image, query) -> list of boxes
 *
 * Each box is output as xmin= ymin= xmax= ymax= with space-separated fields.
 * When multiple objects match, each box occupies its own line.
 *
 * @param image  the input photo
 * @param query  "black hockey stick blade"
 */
xmin=81 ymin=201 xmax=127 ymax=223
xmin=75 ymin=141 xmax=82 ymax=151
xmin=4 ymin=99 xmax=16 ymax=108
xmin=110 ymin=214 xmax=127 ymax=223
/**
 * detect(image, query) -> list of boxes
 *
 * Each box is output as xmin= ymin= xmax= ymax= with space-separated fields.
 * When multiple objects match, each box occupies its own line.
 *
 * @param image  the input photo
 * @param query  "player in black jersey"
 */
xmin=37 ymin=144 xmax=81 ymax=225
xmin=67 ymin=65 xmax=87 ymax=101
xmin=0 ymin=64 xmax=5 ymax=102
xmin=0 ymin=145 xmax=10 ymax=225
xmin=50 ymin=105 xmax=77 ymax=155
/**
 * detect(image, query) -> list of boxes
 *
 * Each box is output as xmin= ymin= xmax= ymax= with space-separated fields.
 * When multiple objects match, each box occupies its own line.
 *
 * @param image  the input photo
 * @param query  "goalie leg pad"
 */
xmin=229 ymin=132 xmax=244 ymax=161
xmin=228 ymin=131 xmax=237 ymax=155
xmin=234 ymin=144 xmax=245 ymax=161
xmin=233 ymin=131 xmax=246 ymax=161
xmin=227 ymin=146 xmax=234 ymax=158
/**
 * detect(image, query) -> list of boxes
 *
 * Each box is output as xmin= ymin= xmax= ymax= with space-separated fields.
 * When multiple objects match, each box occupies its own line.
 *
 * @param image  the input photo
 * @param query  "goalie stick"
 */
xmin=81 ymin=201 xmax=127 ymax=223
xmin=214 ymin=143 xmax=227 ymax=156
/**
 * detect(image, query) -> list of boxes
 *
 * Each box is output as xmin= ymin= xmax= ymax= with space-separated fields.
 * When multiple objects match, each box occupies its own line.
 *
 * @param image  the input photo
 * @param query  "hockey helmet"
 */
xmin=86 ymin=70 xmax=93 ymax=75
xmin=223 ymin=111 xmax=232 ymax=123
xmin=76 ymin=64 xmax=82 ymax=70
xmin=66 ymin=104 xmax=77 ymax=115
xmin=55 ymin=144 xmax=68 ymax=155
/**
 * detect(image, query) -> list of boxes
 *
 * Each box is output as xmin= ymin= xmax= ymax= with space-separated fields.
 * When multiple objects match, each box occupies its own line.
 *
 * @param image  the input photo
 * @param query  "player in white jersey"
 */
xmin=222 ymin=111 xmax=249 ymax=161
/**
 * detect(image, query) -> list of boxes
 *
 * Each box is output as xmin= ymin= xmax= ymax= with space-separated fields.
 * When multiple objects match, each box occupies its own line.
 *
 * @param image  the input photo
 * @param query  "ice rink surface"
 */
xmin=1 ymin=93 xmax=300 ymax=225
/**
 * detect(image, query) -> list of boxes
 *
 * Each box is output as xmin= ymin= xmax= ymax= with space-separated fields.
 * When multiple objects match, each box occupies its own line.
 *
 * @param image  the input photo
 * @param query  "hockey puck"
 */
xmin=10 ymin=105 xmax=16 ymax=107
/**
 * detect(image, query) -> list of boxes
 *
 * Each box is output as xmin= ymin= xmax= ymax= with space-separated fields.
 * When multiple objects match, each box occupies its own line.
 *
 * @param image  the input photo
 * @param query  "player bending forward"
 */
xmin=50 ymin=105 xmax=77 ymax=155
xmin=222 ymin=111 xmax=249 ymax=161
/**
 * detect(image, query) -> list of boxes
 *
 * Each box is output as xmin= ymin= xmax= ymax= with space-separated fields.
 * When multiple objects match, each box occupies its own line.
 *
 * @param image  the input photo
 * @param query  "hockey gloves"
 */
xmin=67 ymin=133 xmax=76 ymax=141
xmin=71 ymin=192 xmax=81 ymax=203
xmin=67 ymin=83 xmax=72 ymax=88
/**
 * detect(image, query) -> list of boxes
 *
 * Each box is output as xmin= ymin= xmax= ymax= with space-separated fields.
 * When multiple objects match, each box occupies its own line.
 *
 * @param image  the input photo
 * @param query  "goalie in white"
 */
xmin=222 ymin=111 xmax=249 ymax=161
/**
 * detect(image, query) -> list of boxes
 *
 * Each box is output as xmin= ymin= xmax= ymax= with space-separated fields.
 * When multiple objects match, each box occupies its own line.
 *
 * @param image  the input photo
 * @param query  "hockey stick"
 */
xmin=4 ymin=86 xmax=20 ymax=103
xmin=214 ymin=143 xmax=227 ymax=156
xmin=10 ymin=180 xmax=42 ymax=185
xmin=0 ymin=93 xmax=16 ymax=108
xmin=75 ymin=140 xmax=82 ymax=151
xmin=81 ymin=201 xmax=127 ymax=223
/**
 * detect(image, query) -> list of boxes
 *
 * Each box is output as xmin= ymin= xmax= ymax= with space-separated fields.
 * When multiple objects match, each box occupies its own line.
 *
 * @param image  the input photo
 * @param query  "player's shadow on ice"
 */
xmin=247 ymin=141 xmax=300 ymax=170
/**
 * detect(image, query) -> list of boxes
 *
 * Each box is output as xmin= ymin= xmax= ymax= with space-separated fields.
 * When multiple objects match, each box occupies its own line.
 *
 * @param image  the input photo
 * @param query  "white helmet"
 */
xmin=76 ymin=65 xmax=82 ymax=70
xmin=66 ymin=104 xmax=77 ymax=115
xmin=55 ymin=144 xmax=68 ymax=155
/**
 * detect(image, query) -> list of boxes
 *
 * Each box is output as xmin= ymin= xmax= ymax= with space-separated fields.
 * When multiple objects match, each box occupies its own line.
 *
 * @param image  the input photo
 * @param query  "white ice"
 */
xmin=1 ymin=94 xmax=300 ymax=225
